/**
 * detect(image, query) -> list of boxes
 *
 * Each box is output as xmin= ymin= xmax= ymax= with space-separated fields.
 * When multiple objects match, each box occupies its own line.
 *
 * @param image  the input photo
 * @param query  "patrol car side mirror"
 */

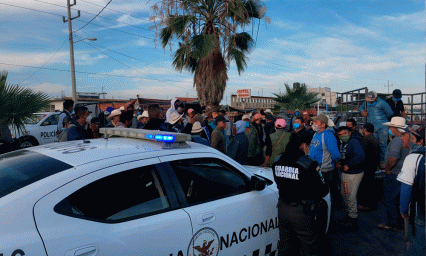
xmin=251 ymin=175 xmax=266 ymax=191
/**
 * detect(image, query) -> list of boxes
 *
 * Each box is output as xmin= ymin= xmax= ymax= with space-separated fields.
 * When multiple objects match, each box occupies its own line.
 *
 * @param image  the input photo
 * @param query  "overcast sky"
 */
xmin=1 ymin=0 xmax=424 ymax=103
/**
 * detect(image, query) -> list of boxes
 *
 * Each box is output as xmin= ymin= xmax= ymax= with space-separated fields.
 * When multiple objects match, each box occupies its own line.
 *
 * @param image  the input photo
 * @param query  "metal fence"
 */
xmin=336 ymin=87 xmax=425 ymax=126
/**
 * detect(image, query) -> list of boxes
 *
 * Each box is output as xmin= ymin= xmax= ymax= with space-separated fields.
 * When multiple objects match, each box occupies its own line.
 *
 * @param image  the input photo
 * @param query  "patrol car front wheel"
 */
xmin=19 ymin=138 xmax=35 ymax=148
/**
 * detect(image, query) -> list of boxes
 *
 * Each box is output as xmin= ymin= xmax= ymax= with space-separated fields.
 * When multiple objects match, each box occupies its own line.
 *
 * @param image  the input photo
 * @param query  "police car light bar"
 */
xmin=99 ymin=128 xmax=191 ymax=144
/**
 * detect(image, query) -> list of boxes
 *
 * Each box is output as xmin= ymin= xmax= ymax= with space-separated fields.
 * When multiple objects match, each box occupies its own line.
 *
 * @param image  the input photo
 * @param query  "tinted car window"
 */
xmin=169 ymin=158 xmax=249 ymax=204
xmin=55 ymin=165 xmax=170 ymax=222
xmin=0 ymin=150 xmax=73 ymax=198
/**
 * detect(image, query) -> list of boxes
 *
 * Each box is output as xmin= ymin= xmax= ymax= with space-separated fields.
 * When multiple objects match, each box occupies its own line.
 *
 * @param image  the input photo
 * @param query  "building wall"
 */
xmin=307 ymin=87 xmax=337 ymax=105
xmin=230 ymin=95 xmax=276 ymax=110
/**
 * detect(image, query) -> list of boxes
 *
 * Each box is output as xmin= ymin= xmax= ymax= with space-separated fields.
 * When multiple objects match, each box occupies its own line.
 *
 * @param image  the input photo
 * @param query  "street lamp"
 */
xmin=74 ymin=37 xmax=97 ymax=43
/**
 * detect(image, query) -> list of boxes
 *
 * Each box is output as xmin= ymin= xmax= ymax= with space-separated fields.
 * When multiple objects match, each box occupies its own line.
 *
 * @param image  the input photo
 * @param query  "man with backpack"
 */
xmin=56 ymin=99 xmax=74 ymax=141
xmin=398 ymin=130 xmax=425 ymax=255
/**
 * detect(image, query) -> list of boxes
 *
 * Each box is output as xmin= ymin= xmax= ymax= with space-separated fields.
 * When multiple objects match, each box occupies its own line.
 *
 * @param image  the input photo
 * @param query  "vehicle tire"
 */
xmin=18 ymin=137 xmax=36 ymax=148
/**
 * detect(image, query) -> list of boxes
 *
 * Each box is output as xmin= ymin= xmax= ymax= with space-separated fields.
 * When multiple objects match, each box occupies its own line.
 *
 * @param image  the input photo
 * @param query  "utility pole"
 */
xmin=63 ymin=0 xmax=80 ymax=103
xmin=384 ymin=80 xmax=393 ymax=94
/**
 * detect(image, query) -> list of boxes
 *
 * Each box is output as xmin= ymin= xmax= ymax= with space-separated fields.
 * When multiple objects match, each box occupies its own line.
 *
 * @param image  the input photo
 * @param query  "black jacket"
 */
xmin=143 ymin=119 xmax=165 ymax=130
xmin=272 ymin=149 xmax=328 ymax=202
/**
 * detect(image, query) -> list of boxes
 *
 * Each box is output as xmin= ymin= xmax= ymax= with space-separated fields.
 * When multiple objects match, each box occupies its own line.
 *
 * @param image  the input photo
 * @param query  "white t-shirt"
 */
xmin=397 ymin=153 xmax=424 ymax=186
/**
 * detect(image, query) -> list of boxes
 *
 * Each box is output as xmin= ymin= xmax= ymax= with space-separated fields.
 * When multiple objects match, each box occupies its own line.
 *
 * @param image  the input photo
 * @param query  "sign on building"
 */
xmin=237 ymin=89 xmax=251 ymax=98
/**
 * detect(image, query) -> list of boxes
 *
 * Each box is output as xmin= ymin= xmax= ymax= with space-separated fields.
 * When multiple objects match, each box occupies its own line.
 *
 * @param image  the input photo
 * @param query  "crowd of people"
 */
xmin=55 ymin=90 xmax=424 ymax=256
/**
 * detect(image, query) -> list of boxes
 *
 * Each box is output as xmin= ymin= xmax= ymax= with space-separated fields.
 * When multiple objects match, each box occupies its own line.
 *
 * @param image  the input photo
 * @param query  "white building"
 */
xmin=308 ymin=87 xmax=337 ymax=106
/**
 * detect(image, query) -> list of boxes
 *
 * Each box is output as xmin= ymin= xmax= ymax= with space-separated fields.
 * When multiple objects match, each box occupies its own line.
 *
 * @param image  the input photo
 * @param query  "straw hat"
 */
xmin=107 ymin=109 xmax=122 ymax=120
xmin=169 ymin=111 xmax=183 ymax=125
xmin=137 ymin=110 xmax=149 ymax=121
xmin=191 ymin=122 xmax=203 ymax=133
xmin=383 ymin=116 xmax=407 ymax=128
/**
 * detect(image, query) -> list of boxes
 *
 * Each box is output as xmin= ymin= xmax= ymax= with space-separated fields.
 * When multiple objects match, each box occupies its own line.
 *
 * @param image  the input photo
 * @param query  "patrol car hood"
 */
xmin=243 ymin=165 xmax=274 ymax=181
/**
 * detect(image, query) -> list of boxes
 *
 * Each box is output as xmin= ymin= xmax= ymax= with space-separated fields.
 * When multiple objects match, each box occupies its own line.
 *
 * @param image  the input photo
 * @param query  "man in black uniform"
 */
xmin=385 ymin=89 xmax=406 ymax=118
xmin=272 ymin=133 xmax=329 ymax=256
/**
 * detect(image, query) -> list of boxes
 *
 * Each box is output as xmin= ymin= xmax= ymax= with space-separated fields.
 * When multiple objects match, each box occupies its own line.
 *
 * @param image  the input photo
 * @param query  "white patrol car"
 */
xmin=10 ymin=112 xmax=60 ymax=148
xmin=0 ymin=128 xmax=330 ymax=256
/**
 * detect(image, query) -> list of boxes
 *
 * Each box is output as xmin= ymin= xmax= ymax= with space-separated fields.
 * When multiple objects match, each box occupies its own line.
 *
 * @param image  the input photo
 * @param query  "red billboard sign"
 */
xmin=237 ymin=89 xmax=251 ymax=98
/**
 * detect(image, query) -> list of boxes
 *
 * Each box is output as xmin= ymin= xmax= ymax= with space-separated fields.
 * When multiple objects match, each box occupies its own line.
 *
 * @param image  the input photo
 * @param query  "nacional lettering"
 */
xmin=275 ymin=165 xmax=299 ymax=180
xmin=220 ymin=217 xmax=278 ymax=250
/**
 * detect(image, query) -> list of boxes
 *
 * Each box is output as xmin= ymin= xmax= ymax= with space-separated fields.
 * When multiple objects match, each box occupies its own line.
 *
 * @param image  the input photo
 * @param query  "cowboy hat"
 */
xmin=191 ymin=122 xmax=203 ymax=133
xmin=169 ymin=111 xmax=183 ymax=125
xmin=107 ymin=109 xmax=122 ymax=120
xmin=137 ymin=110 xmax=149 ymax=121
xmin=383 ymin=116 xmax=407 ymax=128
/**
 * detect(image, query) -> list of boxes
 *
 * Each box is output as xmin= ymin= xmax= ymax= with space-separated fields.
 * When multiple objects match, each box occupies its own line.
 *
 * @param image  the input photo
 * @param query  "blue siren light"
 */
xmin=153 ymin=134 xmax=176 ymax=142
xmin=146 ymin=134 xmax=154 ymax=140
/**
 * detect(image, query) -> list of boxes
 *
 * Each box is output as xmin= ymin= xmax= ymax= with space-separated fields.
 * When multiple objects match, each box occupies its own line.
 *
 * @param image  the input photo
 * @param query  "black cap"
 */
xmin=215 ymin=115 xmax=227 ymax=123
xmin=392 ymin=89 xmax=402 ymax=98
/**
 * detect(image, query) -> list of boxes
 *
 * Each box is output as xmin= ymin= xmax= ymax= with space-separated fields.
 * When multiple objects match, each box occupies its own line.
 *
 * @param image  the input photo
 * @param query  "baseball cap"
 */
xmin=275 ymin=118 xmax=286 ymax=128
xmin=312 ymin=114 xmax=328 ymax=124
xmin=366 ymin=91 xmax=377 ymax=101
xmin=242 ymin=114 xmax=251 ymax=121
xmin=392 ymin=89 xmax=402 ymax=98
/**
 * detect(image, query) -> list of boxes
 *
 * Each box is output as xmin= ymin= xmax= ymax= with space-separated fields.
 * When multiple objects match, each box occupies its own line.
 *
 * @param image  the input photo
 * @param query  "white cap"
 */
xmin=242 ymin=114 xmax=251 ymax=121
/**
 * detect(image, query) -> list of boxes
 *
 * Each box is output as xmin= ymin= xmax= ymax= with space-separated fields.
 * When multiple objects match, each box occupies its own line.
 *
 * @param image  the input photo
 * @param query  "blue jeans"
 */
xmin=374 ymin=126 xmax=388 ymax=163
xmin=408 ymin=222 xmax=425 ymax=256
xmin=383 ymin=174 xmax=402 ymax=228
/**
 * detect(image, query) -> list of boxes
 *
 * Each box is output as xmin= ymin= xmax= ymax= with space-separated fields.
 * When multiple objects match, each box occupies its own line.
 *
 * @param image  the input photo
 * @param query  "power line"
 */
xmin=18 ymin=38 xmax=68 ymax=85
xmin=73 ymin=0 xmax=114 ymax=33
xmin=0 ymin=2 xmax=153 ymax=40
xmin=35 ymin=0 xmax=154 ymax=34
xmin=79 ymin=0 xmax=150 ymax=22
xmin=0 ymin=62 xmax=194 ymax=85
xmin=0 ymin=2 xmax=409 ymax=88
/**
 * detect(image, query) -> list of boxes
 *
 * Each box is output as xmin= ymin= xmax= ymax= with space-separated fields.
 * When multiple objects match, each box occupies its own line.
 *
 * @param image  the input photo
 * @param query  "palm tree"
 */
xmin=274 ymin=82 xmax=320 ymax=111
xmin=151 ymin=0 xmax=269 ymax=113
xmin=0 ymin=70 xmax=51 ymax=134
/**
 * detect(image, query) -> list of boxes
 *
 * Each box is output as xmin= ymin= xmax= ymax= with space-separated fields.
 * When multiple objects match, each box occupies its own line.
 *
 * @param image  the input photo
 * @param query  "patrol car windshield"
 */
xmin=0 ymin=150 xmax=73 ymax=199
xmin=24 ymin=114 xmax=45 ymax=124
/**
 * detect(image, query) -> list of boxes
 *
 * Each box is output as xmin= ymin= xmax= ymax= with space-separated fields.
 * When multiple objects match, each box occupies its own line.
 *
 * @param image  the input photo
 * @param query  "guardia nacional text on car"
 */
xmin=0 ymin=128 xmax=330 ymax=256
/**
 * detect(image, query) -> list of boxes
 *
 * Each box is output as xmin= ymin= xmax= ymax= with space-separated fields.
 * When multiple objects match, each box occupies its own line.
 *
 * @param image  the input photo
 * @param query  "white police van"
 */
xmin=0 ymin=128 xmax=330 ymax=256
xmin=10 ymin=112 xmax=60 ymax=148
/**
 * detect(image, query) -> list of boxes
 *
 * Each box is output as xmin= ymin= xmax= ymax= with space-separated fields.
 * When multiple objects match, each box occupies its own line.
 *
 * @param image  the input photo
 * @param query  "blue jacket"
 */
xmin=191 ymin=135 xmax=210 ymax=146
xmin=226 ymin=132 xmax=249 ymax=165
xmin=309 ymin=129 xmax=340 ymax=171
xmin=340 ymin=137 xmax=365 ymax=174
xmin=359 ymin=98 xmax=393 ymax=128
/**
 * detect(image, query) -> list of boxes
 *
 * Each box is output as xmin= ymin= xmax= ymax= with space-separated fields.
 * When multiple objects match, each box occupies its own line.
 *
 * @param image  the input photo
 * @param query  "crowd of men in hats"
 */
xmin=52 ymin=89 xmax=424 ymax=256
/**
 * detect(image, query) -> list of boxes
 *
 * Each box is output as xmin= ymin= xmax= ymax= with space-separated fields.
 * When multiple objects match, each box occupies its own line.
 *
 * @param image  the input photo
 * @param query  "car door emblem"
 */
xmin=187 ymin=227 xmax=219 ymax=256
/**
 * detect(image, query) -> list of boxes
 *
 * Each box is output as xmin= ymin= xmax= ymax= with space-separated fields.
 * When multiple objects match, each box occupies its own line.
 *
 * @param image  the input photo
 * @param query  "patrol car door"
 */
xmin=33 ymin=158 xmax=191 ymax=256
xmin=160 ymin=153 xmax=279 ymax=256
xmin=38 ymin=114 xmax=59 ymax=144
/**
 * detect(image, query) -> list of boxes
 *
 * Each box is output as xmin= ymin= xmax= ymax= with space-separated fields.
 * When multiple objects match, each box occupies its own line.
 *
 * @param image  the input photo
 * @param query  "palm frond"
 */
xmin=274 ymin=83 xmax=320 ymax=110
xmin=190 ymin=34 xmax=216 ymax=59
xmin=0 ymin=83 xmax=51 ymax=135
xmin=232 ymin=32 xmax=254 ymax=52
